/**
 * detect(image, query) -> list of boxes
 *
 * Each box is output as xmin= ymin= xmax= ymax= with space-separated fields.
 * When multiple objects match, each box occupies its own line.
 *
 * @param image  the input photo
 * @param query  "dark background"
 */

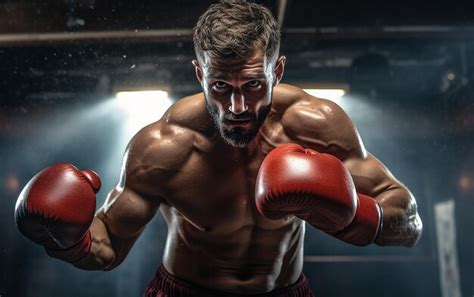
xmin=0 ymin=1 xmax=473 ymax=296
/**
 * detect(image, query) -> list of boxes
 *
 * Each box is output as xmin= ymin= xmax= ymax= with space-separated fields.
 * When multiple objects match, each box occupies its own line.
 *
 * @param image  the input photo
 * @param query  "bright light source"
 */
xmin=115 ymin=90 xmax=173 ymax=135
xmin=303 ymin=89 xmax=346 ymax=103
xmin=116 ymin=90 xmax=170 ymax=110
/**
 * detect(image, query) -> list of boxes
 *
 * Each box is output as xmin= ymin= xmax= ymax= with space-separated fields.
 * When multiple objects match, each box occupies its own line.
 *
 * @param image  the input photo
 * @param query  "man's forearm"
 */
xmin=72 ymin=217 xmax=117 ymax=271
xmin=374 ymin=186 xmax=423 ymax=247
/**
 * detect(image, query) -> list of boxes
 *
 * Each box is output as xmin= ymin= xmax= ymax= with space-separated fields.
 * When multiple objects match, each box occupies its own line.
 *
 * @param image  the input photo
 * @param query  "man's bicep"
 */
xmin=344 ymin=153 xmax=407 ymax=202
xmin=298 ymin=98 xmax=401 ymax=196
xmin=97 ymin=185 xmax=162 ymax=239
xmin=95 ymin=119 xmax=191 ymax=240
xmin=95 ymin=122 xmax=170 ymax=239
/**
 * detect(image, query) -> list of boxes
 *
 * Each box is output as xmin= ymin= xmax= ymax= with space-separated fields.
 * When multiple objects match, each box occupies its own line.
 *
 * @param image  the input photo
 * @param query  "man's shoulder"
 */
xmin=272 ymin=83 xmax=308 ymax=113
xmin=126 ymin=92 xmax=211 ymax=173
xmin=274 ymin=83 xmax=343 ymax=124
xmin=164 ymin=92 xmax=211 ymax=132
xmin=125 ymin=122 xmax=192 ymax=175
xmin=275 ymin=84 xmax=361 ymax=158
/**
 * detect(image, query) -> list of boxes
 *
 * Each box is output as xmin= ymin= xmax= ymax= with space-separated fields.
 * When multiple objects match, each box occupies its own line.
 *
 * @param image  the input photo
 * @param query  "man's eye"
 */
xmin=214 ymin=81 xmax=228 ymax=89
xmin=247 ymin=80 xmax=261 ymax=88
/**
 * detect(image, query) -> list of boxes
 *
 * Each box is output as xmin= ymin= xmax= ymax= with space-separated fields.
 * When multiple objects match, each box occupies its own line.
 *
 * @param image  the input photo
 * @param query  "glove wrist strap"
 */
xmin=45 ymin=230 xmax=92 ymax=263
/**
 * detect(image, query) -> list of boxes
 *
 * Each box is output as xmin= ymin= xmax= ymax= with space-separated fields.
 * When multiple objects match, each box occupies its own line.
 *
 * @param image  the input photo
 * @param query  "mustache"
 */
xmin=223 ymin=112 xmax=256 ymax=121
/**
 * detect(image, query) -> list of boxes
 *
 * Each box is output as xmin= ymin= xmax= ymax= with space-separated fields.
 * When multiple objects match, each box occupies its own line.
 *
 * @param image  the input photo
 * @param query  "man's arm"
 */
xmin=73 ymin=187 xmax=161 ymax=271
xmin=281 ymin=92 xmax=423 ymax=247
xmin=73 ymin=124 xmax=170 ymax=270
xmin=344 ymin=153 xmax=422 ymax=247
xmin=14 ymin=107 xmax=193 ymax=268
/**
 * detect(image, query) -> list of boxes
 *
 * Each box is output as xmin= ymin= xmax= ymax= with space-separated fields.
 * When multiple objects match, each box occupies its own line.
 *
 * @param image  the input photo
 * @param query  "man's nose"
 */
xmin=229 ymin=91 xmax=248 ymax=115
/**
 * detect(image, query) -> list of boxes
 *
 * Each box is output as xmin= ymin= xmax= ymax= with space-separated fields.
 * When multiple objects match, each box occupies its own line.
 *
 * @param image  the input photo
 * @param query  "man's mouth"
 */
xmin=224 ymin=118 xmax=252 ymax=126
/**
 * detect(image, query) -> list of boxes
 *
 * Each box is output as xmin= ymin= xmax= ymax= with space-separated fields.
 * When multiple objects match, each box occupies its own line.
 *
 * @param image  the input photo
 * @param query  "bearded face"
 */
xmin=206 ymin=99 xmax=271 ymax=147
xmin=194 ymin=49 xmax=284 ymax=148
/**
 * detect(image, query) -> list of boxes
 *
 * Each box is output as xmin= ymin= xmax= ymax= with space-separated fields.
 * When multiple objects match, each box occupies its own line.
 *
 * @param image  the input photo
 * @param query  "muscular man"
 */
xmin=14 ymin=2 xmax=423 ymax=296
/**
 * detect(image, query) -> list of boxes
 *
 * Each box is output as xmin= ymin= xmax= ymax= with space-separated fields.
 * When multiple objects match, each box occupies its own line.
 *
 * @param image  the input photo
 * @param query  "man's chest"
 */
xmin=160 ymin=148 xmax=265 ymax=231
xmin=159 ymin=124 xmax=296 ymax=233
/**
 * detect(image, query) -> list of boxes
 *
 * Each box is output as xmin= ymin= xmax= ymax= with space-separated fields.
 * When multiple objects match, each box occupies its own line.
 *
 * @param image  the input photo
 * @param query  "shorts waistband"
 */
xmin=144 ymin=264 xmax=313 ymax=297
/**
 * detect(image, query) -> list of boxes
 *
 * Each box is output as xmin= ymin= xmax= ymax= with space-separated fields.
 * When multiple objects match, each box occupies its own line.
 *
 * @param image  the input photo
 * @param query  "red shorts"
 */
xmin=144 ymin=265 xmax=315 ymax=297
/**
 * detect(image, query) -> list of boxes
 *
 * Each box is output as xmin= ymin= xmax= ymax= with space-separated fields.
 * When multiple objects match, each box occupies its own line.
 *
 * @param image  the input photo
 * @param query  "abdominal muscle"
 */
xmin=161 ymin=207 xmax=306 ymax=294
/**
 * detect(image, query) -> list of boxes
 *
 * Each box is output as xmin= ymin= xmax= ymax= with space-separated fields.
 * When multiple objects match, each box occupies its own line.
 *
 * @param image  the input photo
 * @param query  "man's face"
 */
xmin=193 ymin=49 xmax=285 ymax=148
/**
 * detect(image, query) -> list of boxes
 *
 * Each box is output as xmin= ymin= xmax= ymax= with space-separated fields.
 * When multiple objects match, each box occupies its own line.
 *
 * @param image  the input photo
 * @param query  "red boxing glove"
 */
xmin=15 ymin=163 xmax=100 ymax=262
xmin=255 ymin=144 xmax=382 ymax=246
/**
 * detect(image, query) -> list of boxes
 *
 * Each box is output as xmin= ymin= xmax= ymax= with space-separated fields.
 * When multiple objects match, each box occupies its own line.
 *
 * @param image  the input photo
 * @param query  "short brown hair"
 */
xmin=193 ymin=1 xmax=281 ymax=62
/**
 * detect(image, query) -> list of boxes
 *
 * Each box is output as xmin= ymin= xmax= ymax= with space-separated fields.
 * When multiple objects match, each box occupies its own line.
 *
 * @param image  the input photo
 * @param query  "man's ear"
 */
xmin=273 ymin=56 xmax=286 ymax=86
xmin=192 ymin=59 xmax=203 ymax=84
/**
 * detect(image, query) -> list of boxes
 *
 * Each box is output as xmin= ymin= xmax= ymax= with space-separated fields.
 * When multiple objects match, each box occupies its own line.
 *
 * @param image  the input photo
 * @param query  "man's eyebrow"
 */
xmin=208 ymin=72 xmax=266 ymax=80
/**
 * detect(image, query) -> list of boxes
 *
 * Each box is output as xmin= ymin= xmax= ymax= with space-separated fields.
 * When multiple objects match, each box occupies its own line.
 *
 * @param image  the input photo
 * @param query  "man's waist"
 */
xmin=148 ymin=263 xmax=306 ymax=296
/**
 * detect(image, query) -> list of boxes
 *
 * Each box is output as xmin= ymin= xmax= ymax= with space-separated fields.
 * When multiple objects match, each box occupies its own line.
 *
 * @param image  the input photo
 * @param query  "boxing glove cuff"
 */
xmin=329 ymin=194 xmax=383 ymax=246
xmin=45 ymin=230 xmax=92 ymax=263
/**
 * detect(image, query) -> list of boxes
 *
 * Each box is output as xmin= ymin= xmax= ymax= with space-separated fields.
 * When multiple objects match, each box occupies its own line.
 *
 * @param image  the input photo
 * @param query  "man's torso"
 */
xmin=144 ymin=84 xmax=333 ymax=294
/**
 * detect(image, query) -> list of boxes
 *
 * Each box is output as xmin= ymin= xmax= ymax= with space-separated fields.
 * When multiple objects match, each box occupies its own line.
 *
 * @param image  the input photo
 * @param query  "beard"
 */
xmin=206 ymin=100 xmax=271 ymax=148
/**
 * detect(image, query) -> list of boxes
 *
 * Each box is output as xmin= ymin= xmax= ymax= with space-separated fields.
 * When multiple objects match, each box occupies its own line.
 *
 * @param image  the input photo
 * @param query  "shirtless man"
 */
xmin=14 ymin=2 xmax=423 ymax=296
